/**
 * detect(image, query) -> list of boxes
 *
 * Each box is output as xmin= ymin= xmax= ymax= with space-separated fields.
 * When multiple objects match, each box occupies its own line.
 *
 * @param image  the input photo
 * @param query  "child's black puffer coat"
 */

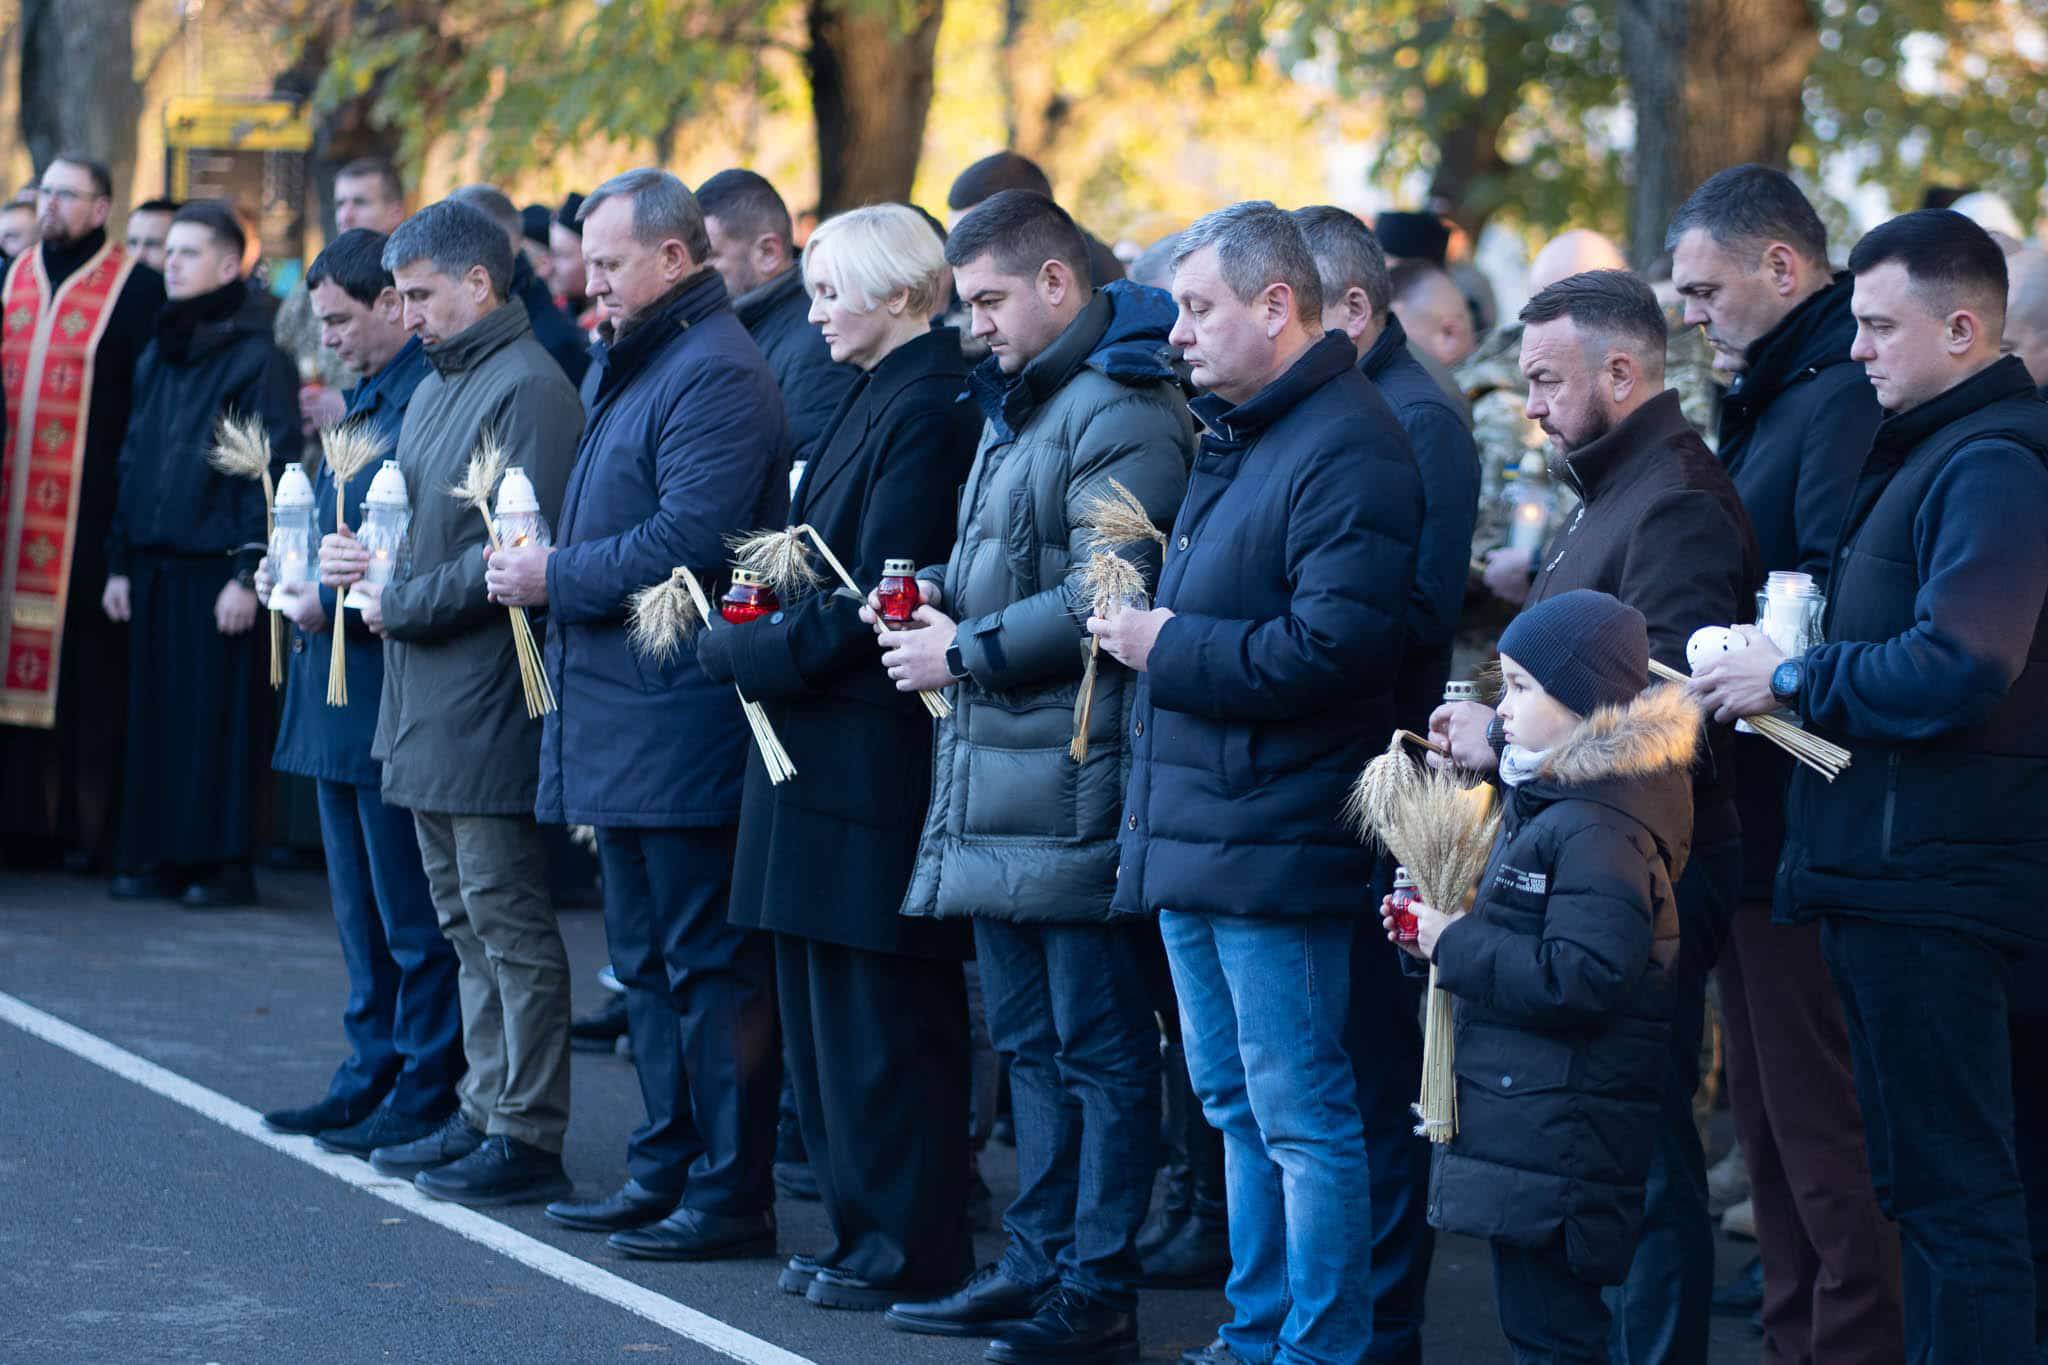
xmin=1428 ymin=683 xmax=1698 ymax=1284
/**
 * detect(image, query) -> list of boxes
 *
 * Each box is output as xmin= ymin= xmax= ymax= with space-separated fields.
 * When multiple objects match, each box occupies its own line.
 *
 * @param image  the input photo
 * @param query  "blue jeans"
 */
xmin=1163 ymin=910 xmax=1369 ymax=1365
xmin=1607 ymin=833 xmax=1738 ymax=1365
xmin=1346 ymin=919 xmax=1433 ymax=1364
xmin=597 ymin=826 xmax=777 ymax=1214
xmin=975 ymin=918 xmax=1159 ymax=1307
xmin=315 ymin=779 xmax=462 ymax=1118
xmin=1823 ymin=917 xmax=2037 ymax=1363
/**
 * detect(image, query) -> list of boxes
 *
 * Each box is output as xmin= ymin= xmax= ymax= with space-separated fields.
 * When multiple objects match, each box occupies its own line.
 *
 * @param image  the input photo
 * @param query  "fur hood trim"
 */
xmin=1540 ymin=683 xmax=1701 ymax=785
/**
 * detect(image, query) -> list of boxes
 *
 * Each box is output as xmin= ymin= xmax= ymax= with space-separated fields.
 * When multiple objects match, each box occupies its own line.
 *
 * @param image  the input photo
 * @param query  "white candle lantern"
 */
xmin=271 ymin=461 xmax=316 ymax=587
xmin=492 ymin=465 xmax=552 ymax=550
xmin=345 ymin=459 xmax=411 ymax=608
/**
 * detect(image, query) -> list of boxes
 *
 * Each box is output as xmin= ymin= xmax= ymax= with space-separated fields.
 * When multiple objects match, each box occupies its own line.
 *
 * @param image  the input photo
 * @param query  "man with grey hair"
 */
xmin=1095 ymin=200 xmax=1423 ymax=1364
xmin=2006 ymin=247 xmax=2048 ymax=392
xmin=484 ymin=166 xmax=789 ymax=1260
xmin=448 ymin=183 xmax=589 ymax=386
xmin=1434 ymin=270 xmax=1759 ymax=1358
xmin=325 ymin=198 xmax=585 ymax=1205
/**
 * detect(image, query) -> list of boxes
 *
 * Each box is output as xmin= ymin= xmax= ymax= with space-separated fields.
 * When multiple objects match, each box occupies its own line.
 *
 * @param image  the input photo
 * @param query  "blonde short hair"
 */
xmin=802 ymin=204 xmax=949 ymax=319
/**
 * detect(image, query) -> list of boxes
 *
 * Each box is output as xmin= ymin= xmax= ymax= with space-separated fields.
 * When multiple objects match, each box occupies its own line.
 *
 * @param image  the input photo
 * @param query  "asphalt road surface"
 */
xmin=0 ymin=868 xmax=1764 ymax=1364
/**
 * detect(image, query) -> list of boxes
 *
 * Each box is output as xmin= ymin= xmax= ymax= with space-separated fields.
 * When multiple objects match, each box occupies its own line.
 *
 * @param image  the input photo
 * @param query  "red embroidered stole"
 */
xmin=0 ymin=240 xmax=136 ymax=729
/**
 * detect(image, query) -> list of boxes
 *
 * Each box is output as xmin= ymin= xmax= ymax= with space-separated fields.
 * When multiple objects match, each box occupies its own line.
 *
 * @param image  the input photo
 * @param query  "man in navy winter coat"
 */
xmin=485 ymin=169 xmax=790 ymax=1261
xmin=1695 ymin=209 xmax=2048 ymax=1364
xmin=255 ymin=229 xmax=461 ymax=1158
xmin=1095 ymin=201 xmax=1424 ymax=1365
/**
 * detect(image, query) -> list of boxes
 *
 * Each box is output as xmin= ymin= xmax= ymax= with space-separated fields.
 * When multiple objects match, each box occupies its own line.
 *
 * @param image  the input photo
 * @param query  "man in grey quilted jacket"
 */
xmin=870 ymin=189 xmax=1193 ymax=1364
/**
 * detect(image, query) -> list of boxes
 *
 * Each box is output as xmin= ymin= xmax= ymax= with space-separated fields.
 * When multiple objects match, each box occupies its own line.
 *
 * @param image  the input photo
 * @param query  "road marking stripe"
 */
xmin=0 ymin=989 xmax=815 ymax=1365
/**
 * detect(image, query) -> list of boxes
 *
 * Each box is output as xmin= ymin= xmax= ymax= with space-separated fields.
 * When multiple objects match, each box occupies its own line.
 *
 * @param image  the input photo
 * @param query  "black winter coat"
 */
xmin=1526 ymin=389 xmax=1760 ymax=844
xmin=1716 ymin=276 xmax=1883 ymax=898
xmin=512 ymin=255 xmax=590 ymax=388
xmin=1115 ymin=333 xmax=1423 ymax=919
xmin=537 ymin=271 xmax=788 ymax=829
xmin=734 ymin=265 xmax=860 ymax=466
xmin=701 ymin=326 xmax=979 ymax=956
xmin=1361 ymin=315 xmax=1480 ymax=730
xmin=1429 ymin=685 xmax=1696 ymax=1284
xmin=1780 ymin=357 xmax=2048 ymax=949
xmin=108 ymin=279 xmax=301 ymax=577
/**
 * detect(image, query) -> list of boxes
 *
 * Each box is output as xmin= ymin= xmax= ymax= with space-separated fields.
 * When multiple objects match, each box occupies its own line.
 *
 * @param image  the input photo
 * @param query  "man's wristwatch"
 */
xmin=1769 ymin=657 xmax=1804 ymax=707
xmin=944 ymin=641 xmax=969 ymax=681
xmin=234 ymin=566 xmax=257 ymax=591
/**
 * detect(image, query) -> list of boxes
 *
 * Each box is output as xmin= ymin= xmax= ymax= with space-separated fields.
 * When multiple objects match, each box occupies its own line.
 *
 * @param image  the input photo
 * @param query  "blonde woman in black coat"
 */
xmin=696 ymin=203 xmax=982 ymax=1310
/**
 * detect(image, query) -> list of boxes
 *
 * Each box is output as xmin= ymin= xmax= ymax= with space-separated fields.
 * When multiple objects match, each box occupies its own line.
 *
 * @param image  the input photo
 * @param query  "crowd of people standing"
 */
xmin=0 ymin=141 xmax=2044 ymax=1365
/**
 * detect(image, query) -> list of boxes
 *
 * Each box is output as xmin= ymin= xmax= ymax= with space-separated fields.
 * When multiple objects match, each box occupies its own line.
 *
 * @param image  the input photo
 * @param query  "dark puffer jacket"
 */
xmin=1429 ymin=684 xmax=1697 ymax=1284
xmin=1114 ymin=332 xmax=1423 ymax=919
xmin=901 ymin=284 xmax=1194 ymax=924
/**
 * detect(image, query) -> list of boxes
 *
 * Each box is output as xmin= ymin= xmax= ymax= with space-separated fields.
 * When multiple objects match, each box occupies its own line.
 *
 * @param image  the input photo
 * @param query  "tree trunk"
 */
xmin=1429 ymin=111 xmax=1515 ymax=240
xmin=806 ymin=0 xmax=944 ymax=215
xmin=1619 ymin=0 xmax=1817 ymax=268
xmin=19 ymin=0 xmax=143 ymax=214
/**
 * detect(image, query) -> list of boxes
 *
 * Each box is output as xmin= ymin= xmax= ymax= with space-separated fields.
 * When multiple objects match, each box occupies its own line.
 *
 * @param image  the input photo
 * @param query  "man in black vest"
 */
xmin=1667 ymin=165 xmax=1901 ymax=1359
xmin=1694 ymin=209 xmax=2048 ymax=1364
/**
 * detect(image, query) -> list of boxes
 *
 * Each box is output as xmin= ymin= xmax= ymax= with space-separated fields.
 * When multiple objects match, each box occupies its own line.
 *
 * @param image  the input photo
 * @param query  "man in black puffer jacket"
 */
xmin=1098 ymin=201 xmax=1422 ymax=1365
xmin=1696 ymin=210 xmax=2048 ymax=1365
xmin=1667 ymin=165 xmax=1900 ymax=1359
xmin=1396 ymin=590 xmax=1696 ymax=1364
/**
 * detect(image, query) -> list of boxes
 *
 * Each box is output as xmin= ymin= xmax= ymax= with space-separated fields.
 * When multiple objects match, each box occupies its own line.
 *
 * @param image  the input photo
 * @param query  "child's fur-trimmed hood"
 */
xmin=1540 ymin=683 xmax=1701 ymax=786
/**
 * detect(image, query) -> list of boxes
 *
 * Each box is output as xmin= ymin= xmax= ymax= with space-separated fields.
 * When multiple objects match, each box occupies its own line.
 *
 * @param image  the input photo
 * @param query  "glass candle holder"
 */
xmin=876 ymin=558 xmax=920 ymax=630
xmin=271 ymin=461 xmax=316 ymax=587
xmin=1390 ymin=868 xmax=1421 ymax=943
xmin=720 ymin=568 xmax=780 ymax=624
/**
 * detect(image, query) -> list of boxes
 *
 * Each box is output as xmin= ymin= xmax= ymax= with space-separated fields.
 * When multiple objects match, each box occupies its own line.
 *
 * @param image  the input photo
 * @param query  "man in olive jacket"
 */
xmin=876 ymin=191 xmax=1192 ymax=1363
xmin=343 ymin=200 xmax=584 ymax=1207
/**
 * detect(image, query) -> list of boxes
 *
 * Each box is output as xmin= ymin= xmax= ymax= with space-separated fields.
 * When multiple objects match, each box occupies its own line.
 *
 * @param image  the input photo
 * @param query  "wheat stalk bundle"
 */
xmin=447 ymin=428 xmax=555 ymax=719
xmin=207 ymin=412 xmax=284 ymax=688
xmin=1646 ymin=659 xmax=1849 ymax=780
xmin=730 ymin=524 xmax=953 ymax=719
xmin=1070 ymin=550 xmax=1148 ymax=762
xmin=1078 ymin=477 xmax=1168 ymax=552
xmin=319 ymin=422 xmax=391 ymax=707
xmin=626 ymin=567 xmax=796 ymax=783
xmin=1350 ymin=736 xmax=1502 ymax=1143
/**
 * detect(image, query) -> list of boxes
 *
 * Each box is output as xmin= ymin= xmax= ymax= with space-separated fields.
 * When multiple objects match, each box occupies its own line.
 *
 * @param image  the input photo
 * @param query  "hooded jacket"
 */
xmin=1115 ymin=332 xmax=1423 ymax=919
xmin=536 ymin=270 xmax=788 ymax=829
xmin=372 ymin=300 xmax=584 ymax=815
xmin=108 ymin=279 xmax=301 ymax=577
xmin=1526 ymin=389 xmax=1760 ymax=844
xmin=1779 ymin=356 xmax=2048 ymax=948
xmin=901 ymin=283 xmax=1194 ymax=924
xmin=1429 ymin=684 xmax=1697 ymax=1284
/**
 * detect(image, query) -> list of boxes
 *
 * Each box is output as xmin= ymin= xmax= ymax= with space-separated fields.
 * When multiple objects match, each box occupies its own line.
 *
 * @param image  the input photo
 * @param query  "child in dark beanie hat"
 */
xmin=1384 ymin=588 xmax=1701 ymax=1362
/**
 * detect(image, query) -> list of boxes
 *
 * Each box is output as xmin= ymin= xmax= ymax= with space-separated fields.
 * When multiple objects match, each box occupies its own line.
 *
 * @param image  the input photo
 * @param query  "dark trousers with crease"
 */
xmin=596 ymin=826 xmax=776 ymax=1214
xmin=1716 ymin=901 xmax=1901 ymax=1363
xmin=777 ymin=933 xmax=972 ymax=1287
xmin=315 ymin=779 xmax=463 ymax=1118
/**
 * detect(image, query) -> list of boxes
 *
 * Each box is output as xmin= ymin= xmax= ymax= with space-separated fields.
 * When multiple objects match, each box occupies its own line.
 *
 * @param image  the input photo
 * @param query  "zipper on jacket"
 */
xmin=1879 ymin=751 xmax=1900 ymax=861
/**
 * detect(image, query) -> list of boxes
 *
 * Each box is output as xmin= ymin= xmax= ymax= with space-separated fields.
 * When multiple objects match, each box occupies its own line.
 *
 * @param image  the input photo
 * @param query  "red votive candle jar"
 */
xmin=720 ymin=567 xmax=779 ymax=624
xmin=1390 ymin=868 xmax=1421 ymax=943
xmin=876 ymin=558 xmax=920 ymax=630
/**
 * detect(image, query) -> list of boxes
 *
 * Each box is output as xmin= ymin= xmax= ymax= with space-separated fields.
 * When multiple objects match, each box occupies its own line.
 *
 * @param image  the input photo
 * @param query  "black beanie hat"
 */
xmin=1497 ymin=589 xmax=1649 ymax=718
xmin=520 ymin=204 xmax=552 ymax=246
xmin=556 ymin=192 xmax=586 ymax=236
xmin=1373 ymin=210 xmax=1450 ymax=265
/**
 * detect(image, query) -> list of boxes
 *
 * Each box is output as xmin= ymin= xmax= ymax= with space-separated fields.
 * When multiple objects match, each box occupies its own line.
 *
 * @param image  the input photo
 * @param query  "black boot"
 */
xmin=1139 ymin=1063 xmax=1228 ymax=1288
xmin=569 ymin=995 xmax=629 ymax=1054
xmin=1135 ymin=1042 xmax=1193 ymax=1259
xmin=414 ymin=1133 xmax=572 ymax=1207
xmin=985 ymin=1286 xmax=1139 ymax=1364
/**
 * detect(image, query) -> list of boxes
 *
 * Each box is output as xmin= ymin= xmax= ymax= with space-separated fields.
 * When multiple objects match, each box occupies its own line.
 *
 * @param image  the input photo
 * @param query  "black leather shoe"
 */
xmin=262 ymin=1093 xmax=381 ymax=1136
xmin=569 ymin=996 xmax=629 ymax=1054
xmin=778 ymin=1254 xmax=820 ymax=1296
xmin=414 ymin=1134 xmax=572 ymax=1207
xmin=109 ymin=870 xmax=180 ymax=901
xmin=180 ymin=864 xmax=255 ymax=909
xmin=369 ymin=1112 xmax=485 ymax=1178
xmin=985 ymin=1286 xmax=1139 ymax=1363
xmin=885 ymin=1264 xmax=1045 ymax=1338
xmin=807 ymin=1266 xmax=954 ymax=1312
xmin=1180 ymin=1342 xmax=1248 ymax=1365
xmin=546 ymin=1182 xmax=679 ymax=1232
xmin=774 ymin=1160 xmax=820 ymax=1201
xmin=316 ymin=1105 xmax=448 ymax=1158
xmin=1138 ymin=1213 xmax=1229 ymax=1288
xmin=1711 ymin=1256 xmax=1764 ymax=1316
xmin=607 ymin=1207 xmax=776 ymax=1261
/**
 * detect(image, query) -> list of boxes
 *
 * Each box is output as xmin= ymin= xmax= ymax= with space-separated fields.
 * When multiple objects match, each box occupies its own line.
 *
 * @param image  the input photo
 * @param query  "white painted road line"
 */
xmin=0 ymin=989 xmax=816 ymax=1365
